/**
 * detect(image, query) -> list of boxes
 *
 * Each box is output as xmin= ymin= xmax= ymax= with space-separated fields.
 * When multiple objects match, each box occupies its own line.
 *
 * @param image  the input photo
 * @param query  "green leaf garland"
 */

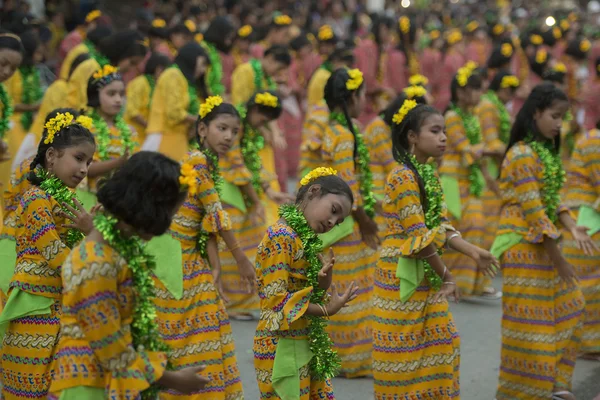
xmin=201 ymin=41 xmax=225 ymax=96
xmin=249 ymin=58 xmax=276 ymax=91
xmin=525 ymin=134 xmax=565 ymax=224
xmin=36 ymin=168 xmax=85 ymax=248
xmin=450 ymin=104 xmax=484 ymax=198
xmin=19 ymin=66 xmax=43 ymax=131
xmin=279 ymin=203 xmax=341 ymax=380
xmin=482 ymin=91 xmax=511 ymax=144
xmin=197 ymin=147 xmax=223 ymax=259
xmin=83 ymin=40 xmax=110 ymax=67
xmin=93 ymin=213 xmax=170 ymax=400
xmin=0 ymin=83 xmax=13 ymax=140
xmin=91 ymin=110 xmax=134 ymax=161
xmin=238 ymin=105 xmax=265 ymax=195
xmin=144 ymin=74 xmax=156 ymax=109
xmin=329 ymin=111 xmax=376 ymax=218
xmin=320 ymin=61 xmax=333 ymax=73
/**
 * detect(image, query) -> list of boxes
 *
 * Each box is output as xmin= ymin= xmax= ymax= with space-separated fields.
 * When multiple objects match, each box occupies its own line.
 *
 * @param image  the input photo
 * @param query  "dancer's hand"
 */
xmin=160 ymin=365 xmax=210 ymax=394
xmin=237 ymin=256 xmax=256 ymax=294
xmin=318 ymin=248 xmax=335 ymax=290
xmin=472 ymin=248 xmax=499 ymax=278
xmin=556 ymin=260 xmax=578 ymax=286
xmin=571 ymin=225 xmax=599 ymax=256
xmin=211 ymin=267 xmax=229 ymax=303
xmin=326 ymin=282 xmax=359 ymax=316
xmin=431 ymin=280 xmax=460 ymax=304
xmin=62 ymin=199 xmax=94 ymax=235
xmin=266 ymin=188 xmax=295 ymax=205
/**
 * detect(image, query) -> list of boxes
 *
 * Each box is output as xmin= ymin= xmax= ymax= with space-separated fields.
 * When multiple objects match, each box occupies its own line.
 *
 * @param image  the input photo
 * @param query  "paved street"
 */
xmin=231 ymin=276 xmax=600 ymax=399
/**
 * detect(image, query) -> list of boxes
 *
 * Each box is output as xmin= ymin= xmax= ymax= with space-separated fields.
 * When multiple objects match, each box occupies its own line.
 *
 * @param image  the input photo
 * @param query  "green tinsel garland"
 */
xmin=144 ymin=74 xmax=156 ymax=109
xmin=91 ymin=110 xmax=134 ymax=161
xmin=202 ymin=41 xmax=225 ymax=96
xmin=172 ymin=65 xmax=200 ymax=115
xmin=329 ymin=111 xmax=376 ymax=218
xmin=321 ymin=61 xmax=333 ymax=73
xmin=36 ymin=169 xmax=84 ymax=248
xmin=0 ymin=83 xmax=13 ymax=140
xmin=525 ymin=134 xmax=565 ymax=224
xmin=93 ymin=213 xmax=170 ymax=400
xmin=563 ymin=110 xmax=575 ymax=157
xmin=19 ymin=66 xmax=43 ymax=131
xmin=279 ymin=203 xmax=341 ymax=380
xmin=450 ymin=104 xmax=484 ymax=198
xmin=83 ymin=40 xmax=110 ymax=67
xmin=406 ymin=154 xmax=443 ymax=291
xmin=482 ymin=91 xmax=511 ymax=144
xmin=238 ymin=105 xmax=265 ymax=195
xmin=196 ymin=147 xmax=223 ymax=259
xmin=249 ymin=58 xmax=276 ymax=91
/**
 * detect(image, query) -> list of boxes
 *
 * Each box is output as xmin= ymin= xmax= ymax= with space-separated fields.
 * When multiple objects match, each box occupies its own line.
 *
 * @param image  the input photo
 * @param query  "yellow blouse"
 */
xmin=307 ymin=68 xmax=331 ymax=108
xmin=49 ymin=241 xmax=168 ymax=397
xmin=562 ymin=129 xmax=600 ymax=212
xmin=1 ymin=156 xmax=33 ymax=239
xmin=124 ymin=75 xmax=152 ymax=142
xmin=30 ymin=79 xmax=69 ymax=141
xmin=67 ymin=58 xmax=100 ymax=110
xmin=231 ymin=61 xmax=272 ymax=106
xmin=476 ymin=98 xmax=505 ymax=155
xmin=299 ymin=101 xmax=329 ymax=176
xmin=439 ymin=110 xmax=484 ymax=180
xmin=364 ymin=117 xmax=395 ymax=200
xmin=59 ymin=42 xmax=89 ymax=81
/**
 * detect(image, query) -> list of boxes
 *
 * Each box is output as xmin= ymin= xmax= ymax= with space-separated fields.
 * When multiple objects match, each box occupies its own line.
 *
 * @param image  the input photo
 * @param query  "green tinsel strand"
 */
xmin=201 ymin=41 xmax=225 ymax=96
xmin=249 ymin=58 xmax=276 ymax=90
xmin=450 ymin=103 xmax=484 ymax=198
xmin=0 ymin=83 xmax=13 ymax=140
xmin=90 ymin=110 xmax=134 ymax=160
xmin=19 ymin=66 xmax=43 ymax=131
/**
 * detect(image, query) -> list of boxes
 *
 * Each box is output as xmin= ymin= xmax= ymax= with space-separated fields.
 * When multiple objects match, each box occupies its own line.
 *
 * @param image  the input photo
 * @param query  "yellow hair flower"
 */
xmin=447 ymin=30 xmax=463 ymax=45
xmin=346 ymin=69 xmax=364 ymax=91
xmin=152 ymin=19 xmax=166 ymax=28
xmin=409 ymin=74 xmax=429 ymax=86
xmin=464 ymin=61 xmax=478 ymax=71
xmin=568 ymin=12 xmax=578 ymax=22
xmin=466 ymin=21 xmax=479 ymax=33
xmin=535 ymin=48 xmax=547 ymax=64
xmin=195 ymin=33 xmax=204 ymax=43
xmin=137 ymin=38 xmax=150 ymax=47
xmin=580 ymin=39 xmax=591 ymax=53
xmin=429 ymin=30 xmax=440 ymax=40
xmin=552 ymin=26 xmax=562 ymax=39
xmin=185 ymin=20 xmax=197 ymax=33
xmin=44 ymin=112 xmax=75 ymax=144
xmin=493 ymin=24 xmax=505 ymax=36
xmin=512 ymin=35 xmax=521 ymax=48
xmin=456 ymin=65 xmax=475 ymax=87
xmin=318 ymin=25 xmax=334 ymax=41
xmin=85 ymin=10 xmax=102 ymax=24
xmin=399 ymin=17 xmax=410 ymax=34
xmin=255 ymin=92 xmax=278 ymax=108
xmin=199 ymin=96 xmax=224 ymax=119
xmin=392 ymin=99 xmax=418 ymax=125
xmin=238 ymin=25 xmax=252 ymax=38
xmin=530 ymin=34 xmax=543 ymax=45
xmin=403 ymin=85 xmax=427 ymax=99
xmin=553 ymin=62 xmax=567 ymax=73
xmin=92 ymin=64 xmax=118 ymax=80
xmin=501 ymin=43 xmax=513 ymax=57
xmin=560 ymin=20 xmax=570 ymax=31
xmin=500 ymin=75 xmax=520 ymax=89
xmin=179 ymin=163 xmax=199 ymax=195
xmin=300 ymin=167 xmax=338 ymax=186
xmin=274 ymin=14 xmax=292 ymax=26
xmin=75 ymin=115 xmax=93 ymax=129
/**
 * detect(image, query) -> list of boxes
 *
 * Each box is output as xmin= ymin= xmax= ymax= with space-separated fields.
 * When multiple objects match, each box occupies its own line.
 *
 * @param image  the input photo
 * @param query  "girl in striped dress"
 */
xmin=495 ymin=83 xmax=591 ymax=400
xmin=373 ymin=101 xmax=497 ymax=400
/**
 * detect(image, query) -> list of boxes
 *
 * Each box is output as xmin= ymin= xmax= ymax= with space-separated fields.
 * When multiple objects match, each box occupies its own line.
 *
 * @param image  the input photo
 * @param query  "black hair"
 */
xmin=86 ymin=25 xmax=113 ymax=48
xmin=174 ymin=41 xmax=210 ymax=98
xmin=542 ymin=28 xmax=559 ymax=48
xmin=28 ymin=108 xmax=96 ymax=185
xmin=143 ymin=52 xmax=171 ymax=76
xmin=396 ymin=15 xmax=417 ymax=67
xmin=170 ymin=22 xmax=195 ymax=37
xmin=487 ymin=43 xmax=513 ymax=70
xmin=489 ymin=69 xmax=519 ymax=92
xmin=203 ymin=16 xmax=235 ymax=53
xmin=19 ymin=30 xmax=40 ymax=67
xmin=505 ymin=82 xmax=568 ymax=156
xmin=372 ymin=15 xmax=394 ymax=74
xmin=6 ymin=12 xmax=32 ymax=35
xmin=391 ymin=104 xmax=441 ymax=210
xmin=324 ymin=68 xmax=364 ymax=157
xmin=542 ymin=69 xmax=566 ymax=85
xmin=247 ymin=90 xmax=283 ymax=121
xmin=87 ymin=70 xmax=123 ymax=108
xmin=98 ymin=30 xmax=148 ymax=66
xmin=0 ymin=30 xmax=24 ymax=54
xmin=263 ymin=45 xmax=292 ymax=67
xmin=295 ymin=174 xmax=354 ymax=206
xmin=449 ymin=69 xmax=483 ymax=106
xmin=596 ymin=57 xmax=600 ymax=78
xmin=290 ymin=34 xmax=311 ymax=52
xmin=149 ymin=20 xmax=169 ymax=40
xmin=96 ymin=152 xmax=186 ymax=236
xmin=327 ymin=45 xmax=355 ymax=66
xmin=565 ymin=38 xmax=590 ymax=61
xmin=383 ymin=93 xmax=427 ymax=126
xmin=68 ymin=53 xmax=91 ymax=79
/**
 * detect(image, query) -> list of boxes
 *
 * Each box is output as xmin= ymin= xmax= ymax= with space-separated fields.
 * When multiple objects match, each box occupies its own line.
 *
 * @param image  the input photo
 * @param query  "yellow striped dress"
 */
xmin=440 ymin=110 xmax=489 ymax=296
xmin=1 ymin=157 xmax=33 ymax=240
xmin=373 ymin=163 xmax=460 ymax=399
xmin=316 ymin=121 xmax=377 ymax=378
xmin=364 ymin=116 xmax=395 ymax=235
xmin=299 ymin=100 xmax=329 ymax=177
xmin=561 ymin=129 xmax=600 ymax=355
xmin=496 ymin=142 xmax=585 ymax=399
xmin=1 ymin=187 xmax=73 ymax=399
xmin=253 ymin=220 xmax=335 ymax=399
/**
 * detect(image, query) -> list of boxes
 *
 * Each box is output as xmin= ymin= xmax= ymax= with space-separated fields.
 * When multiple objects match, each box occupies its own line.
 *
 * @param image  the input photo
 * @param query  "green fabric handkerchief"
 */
xmin=59 ymin=386 xmax=105 ymax=399
xmin=0 ymin=288 xmax=53 ymax=338
xmin=487 ymin=160 xmax=500 ymax=180
xmin=440 ymin=175 xmax=461 ymax=219
xmin=147 ymin=234 xmax=183 ymax=300
xmin=75 ymin=189 xmax=97 ymax=211
xmin=0 ymin=238 xmax=16 ymax=293
xmin=374 ymin=192 xmax=385 ymax=202
xmin=396 ymin=257 xmax=424 ymax=303
xmin=490 ymin=233 xmax=523 ymax=260
xmin=272 ymin=338 xmax=314 ymax=400
xmin=221 ymin=181 xmax=247 ymax=213
xmin=577 ymin=206 xmax=600 ymax=236
xmin=318 ymin=216 xmax=354 ymax=249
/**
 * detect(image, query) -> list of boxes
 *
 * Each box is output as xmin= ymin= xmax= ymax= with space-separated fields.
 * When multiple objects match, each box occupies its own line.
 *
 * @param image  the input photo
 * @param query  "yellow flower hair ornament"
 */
xmin=184 ymin=20 xmax=197 ymax=33
xmin=199 ymin=96 xmax=224 ymax=119
xmin=92 ymin=64 xmax=119 ymax=80
xmin=501 ymin=43 xmax=513 ymax=57
xmin=75 ymin=115 xmax=93 ymax=129
xmin=429 ymin=30 xmax=440 ymax=40
xmin=179 ymin=163 xmax=199 ymax=195
xmin=392 ymin=99 xmax=418 ymax=125
xmin=346 ymin=69 xmax=364 ymax=91
xmin=238 ymin=25 xmax=252 ymax=38
xmin=274 ymin=14 xmax=292 ymax=26
xmin=580 ymin=39 xmax=591 ymax=53
xmin=399 ymin=17 xmax=410 ymax=34
xmin=152 ymin=19 xmax=166 ymax=28
xmin=466 ymin=21 xmax=479 ymax=33
xmin=535 ymin=48 xmax=548 ymax=64
xmin=456 ymin=66 xmax=474 ymax=87
xmin=560 ymin=20 xmax=570 ymax=31
xmin=44 ymin=112 xmax=93 ymax=145
xmin=552 ymin=27 xmax=562 ymax=39
xmin=85 ymin=10 xmax=102 ymax=24
xmin=318 ymin=25 xmax=334 ymax=41
xmin=493 ymin=24 xmax=505 ymax=36
xmin=500 ymin=75 xmax=520 ymax=89
xmin=530 ymin=34 xmax=544 ymax=45
xmin=409 ymin=74 xmax=429 ymax=86
xmin=553 ymin=62 xmax=567 ymax=73
xmin=195 ymin=33 xmax=204 ymax=43
xmin=300 ymin=167 xmax=338 ymax=186
xmin=255 ymin=92 xmax=279 ymax=108
xmin=447 ymin=30 xmax=463 ymax=45
xmin=403 ymin=85 xmax=427 ymax=99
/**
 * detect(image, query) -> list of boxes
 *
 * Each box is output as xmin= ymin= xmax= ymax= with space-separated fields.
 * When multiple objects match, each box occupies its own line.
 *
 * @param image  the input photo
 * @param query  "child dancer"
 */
xmin=495 ymin=83 xmax=590 ymax=400
xmin=254 ymin=167 xmax=358 ymax=399
xmin=86 ymin=65 xmax=138 ymax=194
xmin=373 ymin=101 xmax=497 ymax=399
xmin=1 ymin=112 xmax=96 ymax=400
xmin=49 ymin=152 xmax=209 ymax=399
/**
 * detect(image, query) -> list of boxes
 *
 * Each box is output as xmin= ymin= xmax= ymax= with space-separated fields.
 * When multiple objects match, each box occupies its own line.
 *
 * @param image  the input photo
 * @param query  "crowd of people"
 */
xmin=0 ymin=0 xmax=597 ymax=399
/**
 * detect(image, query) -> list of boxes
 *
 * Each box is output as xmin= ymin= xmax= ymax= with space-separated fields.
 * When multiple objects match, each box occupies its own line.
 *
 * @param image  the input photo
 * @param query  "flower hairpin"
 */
xmin=199 ymin=96 xmax=223 ymax=119
xmin=300 ymin=167 xmax=338 ymax=186
xmin=392 ymin=99 xmax=418 ymax=125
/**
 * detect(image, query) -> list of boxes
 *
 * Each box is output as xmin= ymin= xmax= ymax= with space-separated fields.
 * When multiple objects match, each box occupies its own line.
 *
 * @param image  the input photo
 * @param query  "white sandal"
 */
xmin=552 ymin=391 xmax=575 ymax=400
xmin=480 ymin=287 xmax=502 ymax=300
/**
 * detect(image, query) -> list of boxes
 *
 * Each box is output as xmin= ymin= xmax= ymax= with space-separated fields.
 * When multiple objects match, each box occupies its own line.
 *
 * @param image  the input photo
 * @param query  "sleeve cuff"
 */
xmin=201 ymin=204 xmax=232 ymax=233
